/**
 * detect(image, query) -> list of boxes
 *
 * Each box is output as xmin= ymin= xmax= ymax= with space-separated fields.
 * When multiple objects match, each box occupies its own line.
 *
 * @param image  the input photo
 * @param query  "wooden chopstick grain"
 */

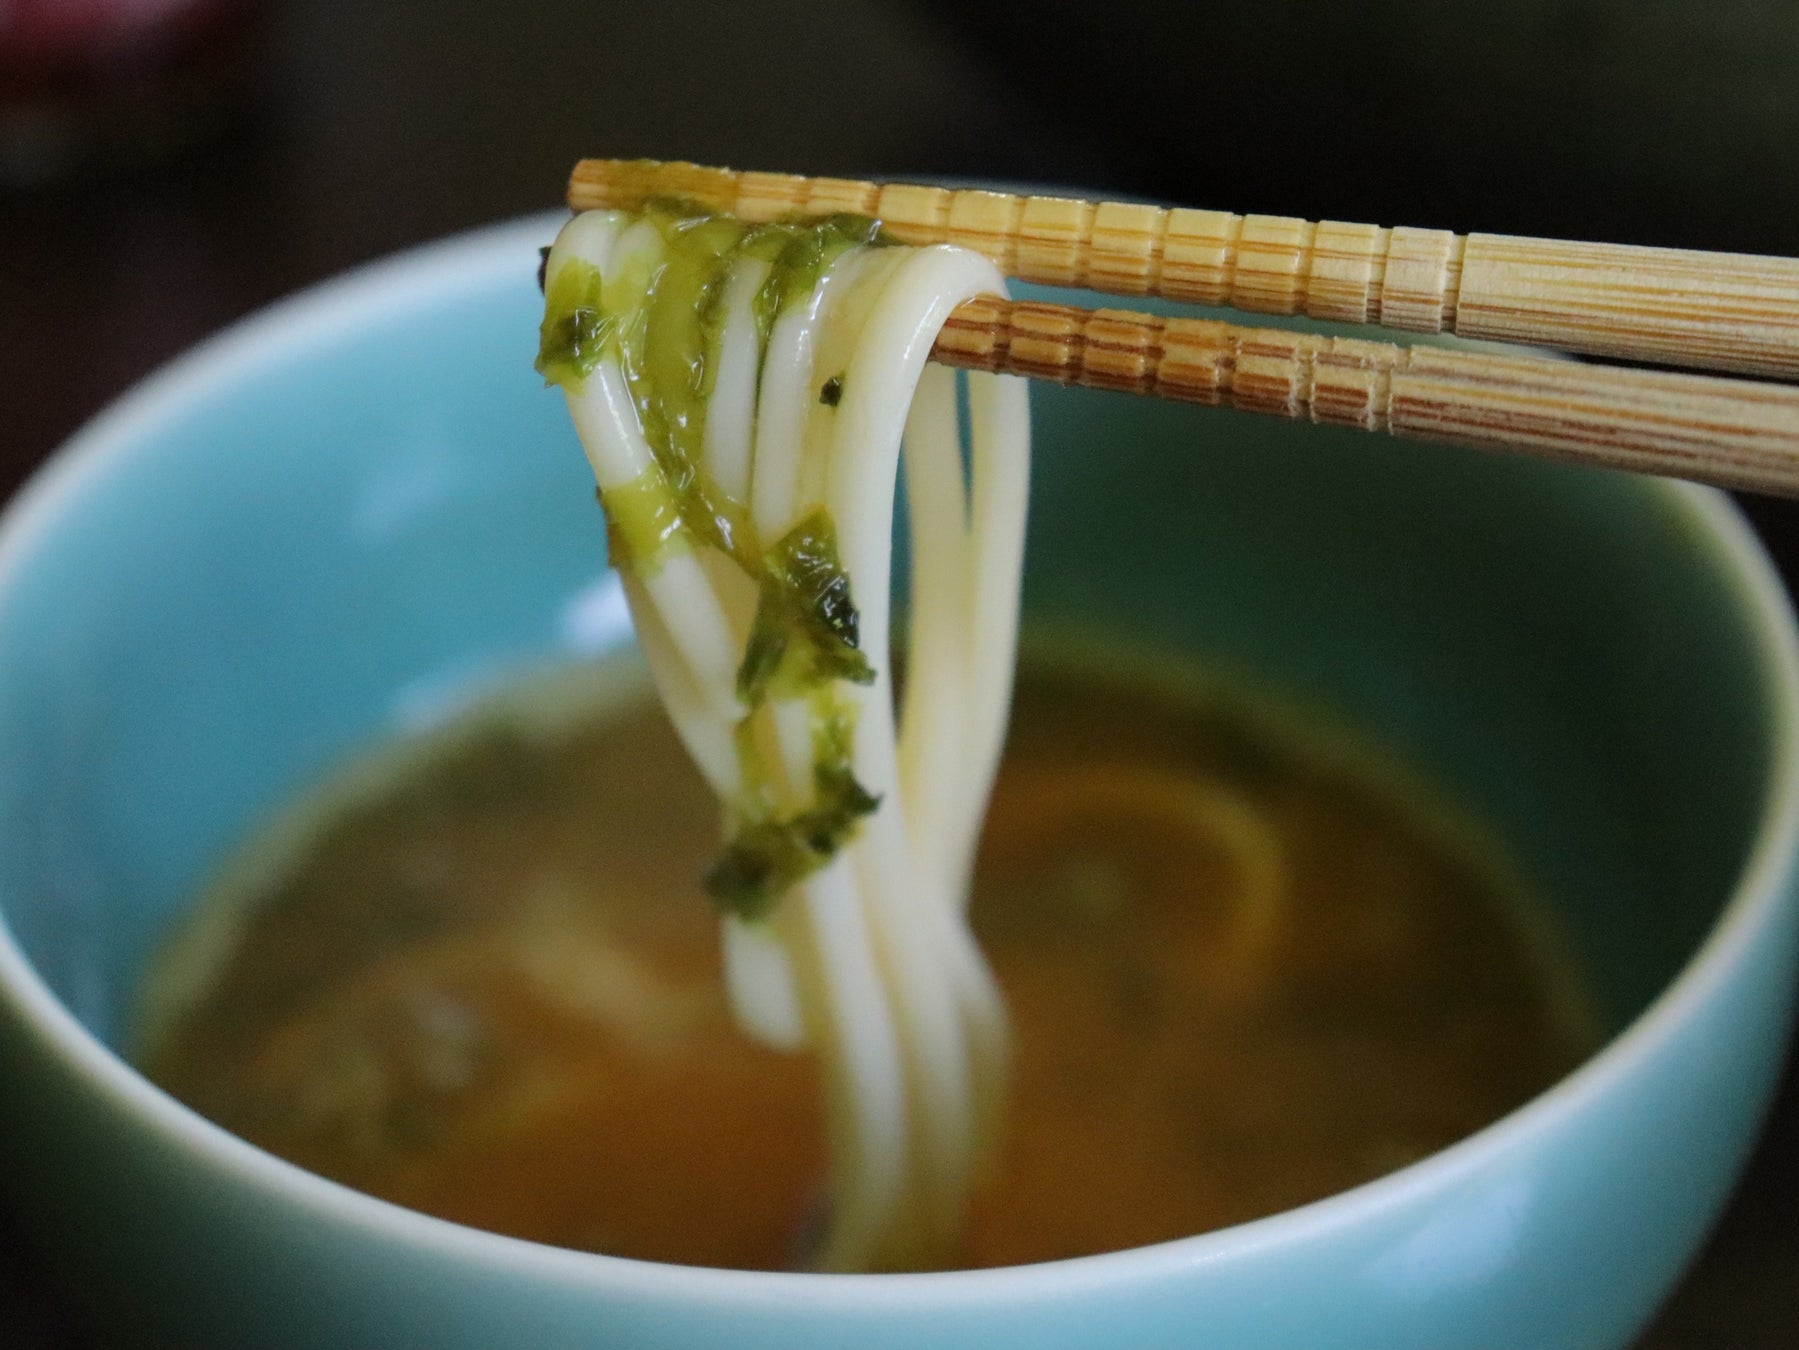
xmin=564 ymin=159 xmax=1799 ymax=496
xmin=931 ymin=298 xmax=1799 ymax=497
xmin=570 ymin=158 xmax=1799 ymax=381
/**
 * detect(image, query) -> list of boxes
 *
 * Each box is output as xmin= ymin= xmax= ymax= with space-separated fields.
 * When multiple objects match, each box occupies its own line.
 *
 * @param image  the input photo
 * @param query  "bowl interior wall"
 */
xmin=0 ymin=264 xmax=1775 ymax=1049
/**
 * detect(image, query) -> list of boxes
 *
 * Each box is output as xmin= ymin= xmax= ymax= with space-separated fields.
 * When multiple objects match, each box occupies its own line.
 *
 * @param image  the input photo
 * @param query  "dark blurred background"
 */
xmin=1 ymin=1 xmax=1795 ymax=1344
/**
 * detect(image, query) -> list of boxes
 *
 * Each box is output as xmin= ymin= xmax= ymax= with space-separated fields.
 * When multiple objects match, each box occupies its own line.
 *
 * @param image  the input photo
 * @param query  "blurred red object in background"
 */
xmin=0 ymin=0 xmax=259 ymax=184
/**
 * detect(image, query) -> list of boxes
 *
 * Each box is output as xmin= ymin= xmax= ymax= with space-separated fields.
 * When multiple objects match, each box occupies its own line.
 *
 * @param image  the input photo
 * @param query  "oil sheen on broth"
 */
xmin=136 ymin=656 xmax=1595 ymax=1271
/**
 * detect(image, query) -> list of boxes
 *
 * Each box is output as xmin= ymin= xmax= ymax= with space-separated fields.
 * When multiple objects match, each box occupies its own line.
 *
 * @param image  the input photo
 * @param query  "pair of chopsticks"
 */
xmin=568 ymin=159 xmax=1799 ymax=498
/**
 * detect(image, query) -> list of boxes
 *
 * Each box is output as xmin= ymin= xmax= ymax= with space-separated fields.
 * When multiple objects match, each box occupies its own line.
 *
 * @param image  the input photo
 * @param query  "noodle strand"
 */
xmin=542 ymin=207 xmax=1028 ymax=1270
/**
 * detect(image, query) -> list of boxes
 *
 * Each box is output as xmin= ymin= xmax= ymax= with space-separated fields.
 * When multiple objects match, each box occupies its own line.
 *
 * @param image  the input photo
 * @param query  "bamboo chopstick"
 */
xmin=570 ymin=158 xmax=1799 ymax=381
xmin=564 ymin=158 xmax=1799 ymax=498
xmin=930 ymin=298 xmax=1799 ymax=497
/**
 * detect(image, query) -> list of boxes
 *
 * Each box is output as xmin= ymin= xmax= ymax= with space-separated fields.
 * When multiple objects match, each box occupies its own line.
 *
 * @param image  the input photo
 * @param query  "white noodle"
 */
xmin=544 ymin=207 xmax=1029 ymax=1270
xmin=699 ymin=258 xmax=768 ymax=503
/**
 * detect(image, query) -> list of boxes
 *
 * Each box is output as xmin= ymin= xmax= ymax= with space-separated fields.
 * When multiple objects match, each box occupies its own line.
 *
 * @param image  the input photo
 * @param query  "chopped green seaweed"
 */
xmin=535 ymin=259 xmax=615 ymax=388
xmin=736 ymin=511 xmax=874 ymax=704
xmin=704 ymin=762 xmax=881 ymax=920
xmin=542 ymin=202 xmax=895 ymax=918
xmin=600 ymin=474 xmax=687 ymax=569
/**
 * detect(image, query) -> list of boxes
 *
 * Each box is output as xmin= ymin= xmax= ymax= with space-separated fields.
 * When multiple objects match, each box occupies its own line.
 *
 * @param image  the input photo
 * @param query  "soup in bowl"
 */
xmin=0 ymin=214 xmax=1793 ymax=1348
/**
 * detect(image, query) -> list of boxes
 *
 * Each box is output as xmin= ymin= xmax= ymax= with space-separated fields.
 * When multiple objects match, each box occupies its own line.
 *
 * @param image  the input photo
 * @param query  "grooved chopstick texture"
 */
xmin=564 ymin=158 xmax=1799 ymax=496
xmin=570 ymin=158 xmax=1799 ymax=380
xmin=929 ymin=299 xmax=1799 ymax=497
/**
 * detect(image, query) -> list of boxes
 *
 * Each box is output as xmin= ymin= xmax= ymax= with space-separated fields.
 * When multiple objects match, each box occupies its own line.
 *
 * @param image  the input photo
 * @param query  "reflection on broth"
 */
xmin=136 ymin=657 xmax=1596 ymax=1271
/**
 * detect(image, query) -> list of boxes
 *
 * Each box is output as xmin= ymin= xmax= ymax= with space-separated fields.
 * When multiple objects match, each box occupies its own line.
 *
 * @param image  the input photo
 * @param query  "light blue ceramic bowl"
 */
xmin=0 ymin=216 xmax=1795 ymax=1350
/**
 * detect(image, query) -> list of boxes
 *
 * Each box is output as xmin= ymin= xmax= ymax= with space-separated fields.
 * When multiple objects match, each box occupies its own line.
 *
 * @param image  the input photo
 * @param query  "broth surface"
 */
xmin=138 ymin=658 xmax=1595 ymax=1270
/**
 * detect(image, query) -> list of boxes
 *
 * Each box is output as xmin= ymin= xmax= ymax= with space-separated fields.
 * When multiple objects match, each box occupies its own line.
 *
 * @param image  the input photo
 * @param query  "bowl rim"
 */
xmin=0 ymin=211 xmax=1795 ymax=1309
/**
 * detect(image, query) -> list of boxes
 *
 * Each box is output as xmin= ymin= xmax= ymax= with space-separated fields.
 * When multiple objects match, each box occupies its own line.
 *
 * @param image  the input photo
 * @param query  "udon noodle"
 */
xmin=538 ymin=204 xmax=1029 ymax=1270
